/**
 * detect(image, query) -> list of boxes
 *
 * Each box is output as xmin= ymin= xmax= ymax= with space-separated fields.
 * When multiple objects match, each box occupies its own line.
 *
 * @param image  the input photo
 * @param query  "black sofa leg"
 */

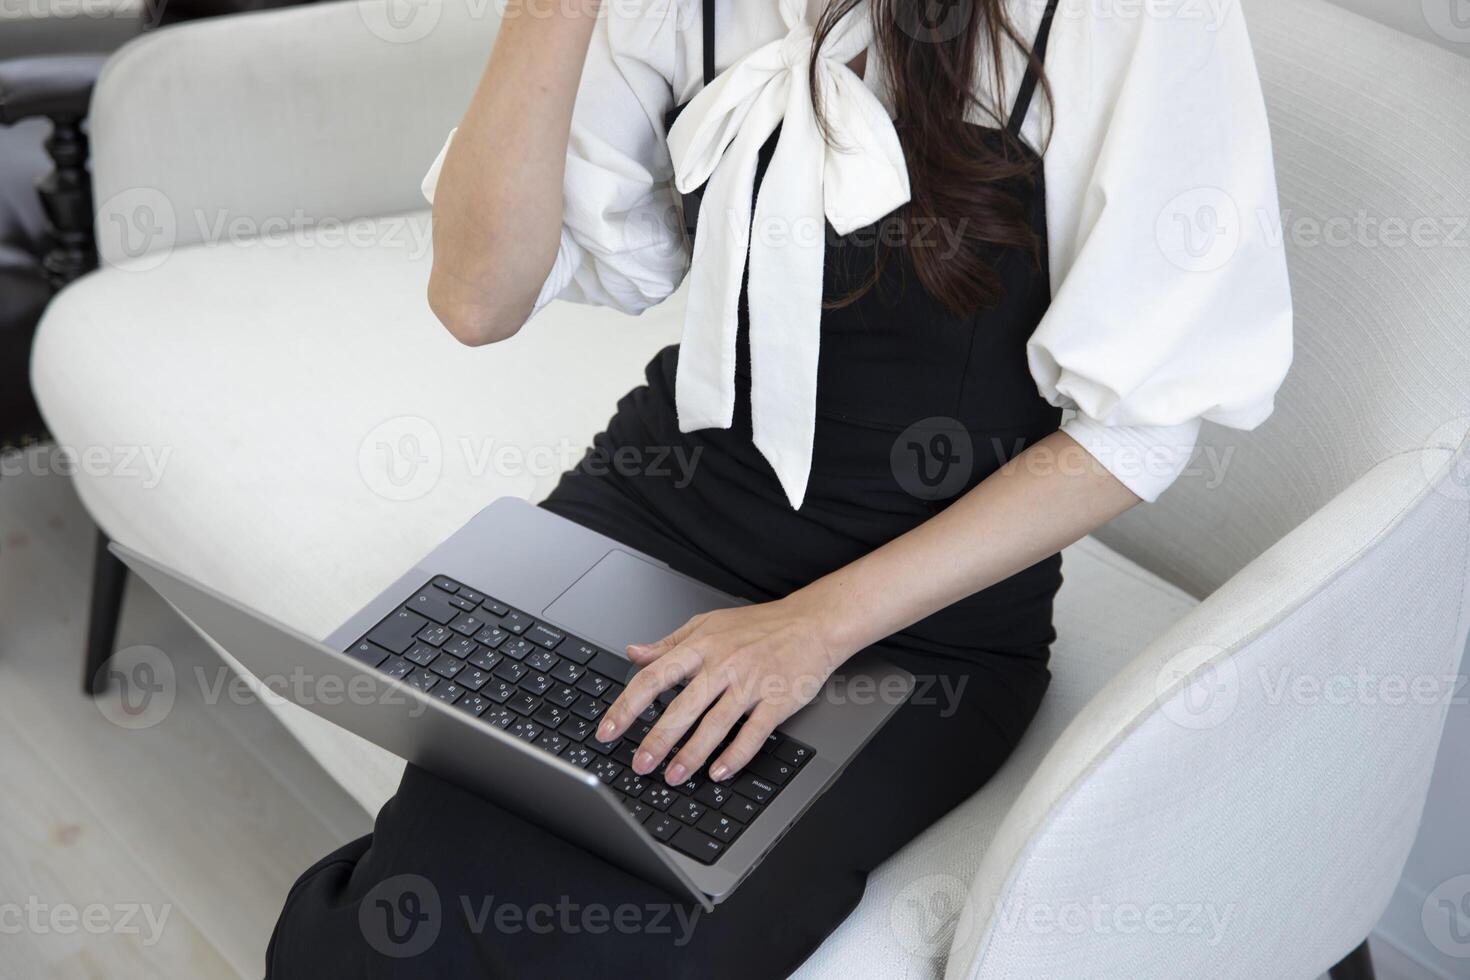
xmin=1328 ymin=939 xmax=1375 ymax=980
xmin=84 ymin=530 xmax=126 ymax=695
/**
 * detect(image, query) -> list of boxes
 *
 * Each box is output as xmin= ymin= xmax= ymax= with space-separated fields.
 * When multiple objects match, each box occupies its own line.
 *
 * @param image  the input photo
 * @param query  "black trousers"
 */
xmin=265 ymin=646 xmax=1045 ymax=978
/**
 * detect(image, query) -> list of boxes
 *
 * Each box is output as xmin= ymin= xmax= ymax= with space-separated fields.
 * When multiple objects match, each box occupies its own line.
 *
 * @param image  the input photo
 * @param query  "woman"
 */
xmin=269 ymin=0 xmax=1292 ymax=974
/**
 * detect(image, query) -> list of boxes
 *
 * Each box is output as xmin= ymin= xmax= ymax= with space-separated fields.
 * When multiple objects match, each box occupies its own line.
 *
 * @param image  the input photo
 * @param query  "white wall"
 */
xmin=1312 ymin=7 xmax=1470 ymax=978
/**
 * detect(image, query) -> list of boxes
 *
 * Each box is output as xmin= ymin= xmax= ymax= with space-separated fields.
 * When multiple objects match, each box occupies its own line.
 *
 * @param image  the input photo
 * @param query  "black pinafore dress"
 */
xmin=267 ymin=4 xmax=1064 ymax=977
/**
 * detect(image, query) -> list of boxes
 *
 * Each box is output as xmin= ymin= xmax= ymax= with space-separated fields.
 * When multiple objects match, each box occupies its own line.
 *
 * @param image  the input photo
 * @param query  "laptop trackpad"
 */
xmin=542 ymin=550 xmax=740 ymax=659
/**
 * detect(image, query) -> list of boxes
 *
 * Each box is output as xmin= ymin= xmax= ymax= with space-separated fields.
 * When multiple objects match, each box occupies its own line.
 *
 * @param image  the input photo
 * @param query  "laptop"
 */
xmin=111 ymin=496 xmax=914 ymax=910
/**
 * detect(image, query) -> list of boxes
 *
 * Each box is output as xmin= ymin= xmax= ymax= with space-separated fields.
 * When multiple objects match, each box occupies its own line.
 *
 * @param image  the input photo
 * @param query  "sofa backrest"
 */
xmin=1093 ymin=0 xmax=1470 ymax=599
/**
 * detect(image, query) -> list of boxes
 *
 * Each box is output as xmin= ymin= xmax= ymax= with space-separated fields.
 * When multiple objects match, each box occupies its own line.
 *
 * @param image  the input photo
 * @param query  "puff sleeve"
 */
xmin=1029 ymin=0 xmax=1294 ymax=501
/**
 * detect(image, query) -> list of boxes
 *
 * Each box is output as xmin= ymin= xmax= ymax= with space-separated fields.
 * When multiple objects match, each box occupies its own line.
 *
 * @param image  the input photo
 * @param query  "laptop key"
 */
xmin=473 ymin=626 xmax=507 ymax=649
xmin=415 ymin=624 xmax=451 ymax=647
xmin=647 ymin=814 xmax=680 ymax=842
xmin=772 ymin=739 xmax=812 ymax=768
xmin=546 ymin=684 xmax=579 ymax=708
xmin=500 ymin=611 xmax=531 ymax=634
xmin=447 ymin=594 xmax=479 ymax=613
xmin=456 ymin=694 xmax=489 ymax=717
xmin=458 ymin=667 xmax=491 ymax=692
xmin=614 ymin=772 xmax=650 ymax=798
xmin=600 ymin=682 xmax=624 ymax=705
xmin=348 ymin=641 xmax=392 ymax=668
xmin=641 ymin=785 xmax=676 ymax=811
xmin=732 ymin=774 xmax=776 ymax=804
xmin=549 ymin=660 xmax=585 ymax=685
xmin=587 ymin=735 xmax=620 ymax=756
xmin=589 ymin=758 xmax=623 ymax=784
xmin=747 ymin=754 xmax=795 ymax=786
xmin=405 ymin=669 xmax=439 ymax=693
xmin=533 ymin=704 xmax=570 ymax=729
xmin=493 ymin=660 xmax=527 ymax=684
xmin=570 ymin=695 xmax=607 ymax=722
xmin=367 ymin=609 xmax=428 ymax=654
xmin=433 ymin=682 xmax=465 ymax=705
xmin=724 ymin=796 xmax=761 ymax=824
xmin=671 ymin=797 xmax=706 ymax=826
xmin=379 ymin=657 xmax=413 ymax=679
xmin=577 ymin=673 xmax=612 ymax=697
xmin=696 ymin=810 xmax=740 ymax=843
xmin=431 ymin=576 xmax=460 ymax=594
xmin=481 ymin=599 xmax=510 ymax=617
xmin=519 ymin=672 xmax=553 ymax=696
xmin=670 ymin=826 xmax=724 ymax=865
xmin=526 ymin=623 xmax=564 ymax=650
xmin=468 ymin=649 xmax=503 ymax=672
xmin=449 ymin=612 xmax=487 ymax=637
xmin=456 ymin=587 xmax=485 ymax=605
xmin=508 ymin=692 xmax=540 ymax=716
xmin=611 ymin=741 xmax=637 ymax=767
xmin=408 ymin=590 xmax=459 ymax=625
xmin=500 ymin=638 xmax=533 ymax=661
xmin=589 ymin=649 xmax=633 ymax=683
xmin=563 ymin=746 xmax=594 ymax=768
xmin=485 ymin=680 xmax=516 ymax=704
xmin=621 ymin=798 xmax=652 ymax=824
xmin=536 ymin=732 xmax=569 ymax=755
xmin=441 ymin=636 xmax=477 ymax=659
xmin=558 ymin=717 xmax=594 ymax=742
xmin=525 ymin=649 xmax=558 ymax=672
xmin=694 ymin=782 xmax=733 ymax=810
xmin=562 ymin=642 xmax=598 ymax=665
xmin=484 ymin=706 xmax=515 ymax=729
xmin=509 ymin=720 xmax=542 ymax=742
xmin=429 ymin=656 xmax=464 ymax=680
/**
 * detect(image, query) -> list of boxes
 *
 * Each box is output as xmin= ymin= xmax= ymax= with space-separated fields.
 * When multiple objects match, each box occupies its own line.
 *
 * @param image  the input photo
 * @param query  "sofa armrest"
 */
xmin=0 ymin=55 xmax=107 ymax=124
xmin=89 ymin=0 xmax=494 ymax=266
xmin=945 ymin=432 xmax=1470 ymax=980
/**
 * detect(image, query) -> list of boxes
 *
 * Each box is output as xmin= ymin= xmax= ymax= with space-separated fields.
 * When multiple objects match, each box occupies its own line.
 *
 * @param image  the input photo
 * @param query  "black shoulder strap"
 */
xmin=1007 ymin=0 xmax=1061 ymax=138
xmin=702 ymin=0 xmax=717 ymax=86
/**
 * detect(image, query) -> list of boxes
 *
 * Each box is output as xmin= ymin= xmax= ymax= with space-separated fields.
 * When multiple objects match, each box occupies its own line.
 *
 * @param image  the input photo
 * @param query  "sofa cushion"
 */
xmin=32 ymin=216 xmax=1197 ymax=974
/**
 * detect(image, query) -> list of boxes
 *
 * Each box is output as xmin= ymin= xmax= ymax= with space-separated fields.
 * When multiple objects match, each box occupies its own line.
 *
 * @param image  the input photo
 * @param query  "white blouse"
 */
xmin=423 ymin=0 xmax=1294 ymax=508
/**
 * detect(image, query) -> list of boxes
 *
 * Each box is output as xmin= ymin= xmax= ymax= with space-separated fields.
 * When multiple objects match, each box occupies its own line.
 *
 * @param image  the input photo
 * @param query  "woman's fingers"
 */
xmin=664 ymin=687 xmax=749 ymax=785
xmin=629 ymin=669 xmax=727 ymax=776
xmin=709 ymin=700 xmax=787 ymax=782
xmin=597 ymin=645 xmax=702 ymax=742
xmin=626 ymin=613 xmax=705 ymax=664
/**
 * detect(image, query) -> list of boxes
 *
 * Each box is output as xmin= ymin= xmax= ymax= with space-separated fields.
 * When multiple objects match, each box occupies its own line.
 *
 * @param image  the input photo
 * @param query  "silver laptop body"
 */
xmin=113 ymin=496 xmax=914 ymax=909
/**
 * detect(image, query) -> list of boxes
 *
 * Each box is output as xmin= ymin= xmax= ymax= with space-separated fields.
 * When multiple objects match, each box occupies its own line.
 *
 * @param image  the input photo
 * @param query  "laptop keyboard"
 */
xmin=345 ymin=575 xmax=816 ymax=865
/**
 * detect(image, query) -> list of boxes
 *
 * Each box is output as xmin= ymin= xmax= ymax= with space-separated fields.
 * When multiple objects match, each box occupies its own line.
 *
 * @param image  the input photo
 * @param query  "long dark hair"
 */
xmin=811 ymin=0 xmax=1053 ymax=315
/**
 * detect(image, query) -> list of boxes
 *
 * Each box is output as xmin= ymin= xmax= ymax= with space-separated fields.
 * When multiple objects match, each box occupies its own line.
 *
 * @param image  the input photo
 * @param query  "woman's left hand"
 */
xmin=596 ymin=591 xmax=849 ymax=785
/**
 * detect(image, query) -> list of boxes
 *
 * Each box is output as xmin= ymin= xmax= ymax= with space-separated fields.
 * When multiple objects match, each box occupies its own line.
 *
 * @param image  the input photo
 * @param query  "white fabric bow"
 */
xmin=666 ymin=0 xmax=910 ymax=509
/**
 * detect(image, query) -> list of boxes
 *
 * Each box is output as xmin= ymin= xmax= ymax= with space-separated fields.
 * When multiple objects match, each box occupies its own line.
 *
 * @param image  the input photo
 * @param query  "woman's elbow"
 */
xmin=427 ymin=269 xmax=524 ymax=347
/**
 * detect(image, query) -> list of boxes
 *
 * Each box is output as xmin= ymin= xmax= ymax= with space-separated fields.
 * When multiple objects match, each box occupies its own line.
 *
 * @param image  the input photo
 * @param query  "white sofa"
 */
xmin=31 ymin=0 xmax=1470 ymax=976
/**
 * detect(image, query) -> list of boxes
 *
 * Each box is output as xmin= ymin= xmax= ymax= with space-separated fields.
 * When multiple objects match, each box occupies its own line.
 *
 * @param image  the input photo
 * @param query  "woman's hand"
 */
xmin=597 ymin=591 xmax=850 ymax=785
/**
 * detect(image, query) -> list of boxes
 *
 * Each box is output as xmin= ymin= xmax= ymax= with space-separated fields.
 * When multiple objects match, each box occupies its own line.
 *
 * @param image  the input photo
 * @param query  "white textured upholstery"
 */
xmin=29 ymin=0 xmax=1470 ymax=977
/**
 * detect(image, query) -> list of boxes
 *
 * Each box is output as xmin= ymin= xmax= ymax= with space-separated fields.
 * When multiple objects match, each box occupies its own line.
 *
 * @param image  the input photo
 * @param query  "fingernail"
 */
xmin=633 ymin=751 xmax=655 ymax=774
xmin=710 ymin=763 xmax=729 ymax=781
xmin=665 ymin=763 xmax=686 ymax=784
xmin=597 ymin=720 xmax=616 ymax=741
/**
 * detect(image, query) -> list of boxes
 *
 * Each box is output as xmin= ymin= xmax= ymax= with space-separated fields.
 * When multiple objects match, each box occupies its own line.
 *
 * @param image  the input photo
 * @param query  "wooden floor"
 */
xmin=0 ymin=455 xmax=373 ymax=979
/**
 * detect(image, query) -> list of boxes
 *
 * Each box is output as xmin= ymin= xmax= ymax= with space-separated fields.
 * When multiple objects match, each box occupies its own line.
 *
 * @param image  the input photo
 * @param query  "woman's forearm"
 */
xmin=428 ymin=0 xmax=601 ymax=345
xmin=800 ymin=431 xmax=1142 ymax=657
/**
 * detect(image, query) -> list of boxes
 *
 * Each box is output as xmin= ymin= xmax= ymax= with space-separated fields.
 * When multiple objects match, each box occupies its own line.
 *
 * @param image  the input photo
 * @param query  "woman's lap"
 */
xmin=266 ymin=648 xmax=1045 ymax=979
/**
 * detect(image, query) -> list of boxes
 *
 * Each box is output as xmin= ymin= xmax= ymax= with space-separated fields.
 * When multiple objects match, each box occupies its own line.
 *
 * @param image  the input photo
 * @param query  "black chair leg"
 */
xmin=1328 ymin=939 xmax=1375 ymax=980
xmin=84 ymin=530 xmax=127 ymax=695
